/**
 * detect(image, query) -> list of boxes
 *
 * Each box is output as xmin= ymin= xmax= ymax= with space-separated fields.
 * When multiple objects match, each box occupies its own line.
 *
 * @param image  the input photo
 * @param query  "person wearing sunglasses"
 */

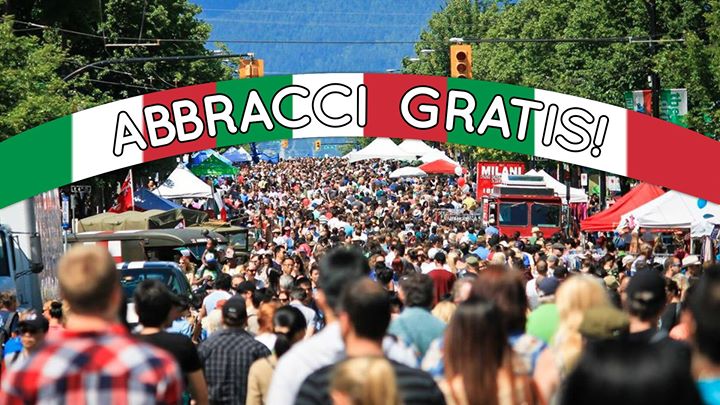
xmin=3 ymin=311 xmax=48 ymax=370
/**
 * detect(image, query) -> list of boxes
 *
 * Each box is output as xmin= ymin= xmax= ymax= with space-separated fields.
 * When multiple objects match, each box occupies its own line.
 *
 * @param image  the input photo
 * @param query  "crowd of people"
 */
xmin=0 ymin=156 xmax=719 ymax=405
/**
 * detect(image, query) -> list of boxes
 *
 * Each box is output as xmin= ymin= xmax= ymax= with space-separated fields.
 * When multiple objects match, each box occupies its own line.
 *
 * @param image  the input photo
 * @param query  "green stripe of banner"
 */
xmin=0 ymin=116 xmax=72 ymax=208
xmin=446 ymin=79 xmax=535 ymax=156
xmin=215 ymin=75 xmax=293 ymax=147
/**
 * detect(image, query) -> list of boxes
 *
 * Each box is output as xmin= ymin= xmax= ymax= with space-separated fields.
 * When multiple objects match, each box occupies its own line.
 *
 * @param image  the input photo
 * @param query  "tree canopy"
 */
xmin=404 ymin=0 xmax=720 ymax=161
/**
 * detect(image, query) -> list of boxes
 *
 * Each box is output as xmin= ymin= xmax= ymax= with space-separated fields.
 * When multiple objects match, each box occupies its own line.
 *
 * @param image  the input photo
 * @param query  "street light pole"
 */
xmin=63 ymin=53 xmax=251 ymax=81
xmin=645 ymin=0 xmax=661 ymax=119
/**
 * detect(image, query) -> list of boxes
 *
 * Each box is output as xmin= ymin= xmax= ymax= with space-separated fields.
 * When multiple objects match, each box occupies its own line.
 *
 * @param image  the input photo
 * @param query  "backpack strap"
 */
xmin=2 ymin=312 xmax=17 ymax=338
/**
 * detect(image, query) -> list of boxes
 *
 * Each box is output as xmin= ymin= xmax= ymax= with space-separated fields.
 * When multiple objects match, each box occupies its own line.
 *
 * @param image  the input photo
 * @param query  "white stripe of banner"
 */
xmin=291 ymin=74 xmax=365 ymax=139
xmin=72 ymin=96 xmax=145 ymax=182
xmin=533 ymin=89 xmax=628 ymax=176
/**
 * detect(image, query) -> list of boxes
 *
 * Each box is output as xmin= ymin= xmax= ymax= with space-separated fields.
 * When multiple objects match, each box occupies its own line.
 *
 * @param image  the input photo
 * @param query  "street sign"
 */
xmin=61 ymin=194 xmax=70 ymax=230
xmin=70 ymin=185 xmax=92 ymax=193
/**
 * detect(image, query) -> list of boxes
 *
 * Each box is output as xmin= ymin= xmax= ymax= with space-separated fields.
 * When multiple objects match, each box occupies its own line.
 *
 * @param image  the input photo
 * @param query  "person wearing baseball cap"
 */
xmin=624 ymin=270 xmax=692 ymax=371
xmin=3 ymin=310 xmax=49 ymax=368
xmin=526 ymin=277 xmax=561 ymax=344
xmin=198 ymin=296 xmax=271 ymax=404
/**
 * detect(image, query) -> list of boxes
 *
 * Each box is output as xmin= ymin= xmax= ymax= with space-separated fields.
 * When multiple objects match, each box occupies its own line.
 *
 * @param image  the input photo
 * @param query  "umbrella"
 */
xmin=190 ymin=155 xmax=237 ymax=177
xmin=419 ymin=159 xmax=466 ymax=175
xmin=389 ymin=167 xmax=428 ymax=178
xmin=419 ymin=151 xmax=460 ymax=165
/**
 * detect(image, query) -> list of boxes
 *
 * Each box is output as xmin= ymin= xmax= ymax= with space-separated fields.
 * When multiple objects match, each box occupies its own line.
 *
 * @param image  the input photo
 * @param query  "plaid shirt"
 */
xmin=198 ymin=328 xmax=271 ymax=404
xmin=0 ymin=325 xmax=183 ymax=405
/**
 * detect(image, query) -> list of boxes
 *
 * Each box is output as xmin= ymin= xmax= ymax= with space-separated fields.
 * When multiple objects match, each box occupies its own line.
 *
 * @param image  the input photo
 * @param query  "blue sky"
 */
xmin=193 ymin=0 xmax=445 ymax=74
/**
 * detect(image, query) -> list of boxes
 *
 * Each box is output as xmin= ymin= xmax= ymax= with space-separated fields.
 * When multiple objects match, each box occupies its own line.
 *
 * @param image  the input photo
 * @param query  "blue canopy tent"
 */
xmin=258 ymin=152 xmax=279 ymax=164
xmin=222 ymin=146 xmax=252 ymax=164
xmin=133 ymin=187 xmax=182 ymax=211
xmin=190 ymin=149 xmax=234 ymax=167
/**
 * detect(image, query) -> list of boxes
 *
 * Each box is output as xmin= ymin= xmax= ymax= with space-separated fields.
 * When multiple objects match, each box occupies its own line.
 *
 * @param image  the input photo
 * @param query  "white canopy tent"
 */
xmin=389 ymin=167 xmax=427 ymax=178
xmin=397 ymin=139 xmax=439 ymax=157
xmin=153 ymin=164 xmax=213 ymax=199
xmin=419 ymin=150 xmax=460 ymax=166
xmin=344 ymin=138 xmax=417 ymax=162
xmin=526 ymin=169 xmax=588 ymax=204
xmin=620 ymin=190 xmax=720 ymax=237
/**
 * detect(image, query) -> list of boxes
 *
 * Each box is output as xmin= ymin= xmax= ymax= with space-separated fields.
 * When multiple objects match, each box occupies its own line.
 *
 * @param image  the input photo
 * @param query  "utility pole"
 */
xmin=645 ymin=0 xmax=661 ymax=119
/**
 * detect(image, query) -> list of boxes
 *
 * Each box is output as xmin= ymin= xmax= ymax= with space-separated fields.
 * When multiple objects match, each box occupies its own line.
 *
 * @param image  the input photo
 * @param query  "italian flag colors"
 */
xmin=1 ymin=73 xmax=718 ymax=208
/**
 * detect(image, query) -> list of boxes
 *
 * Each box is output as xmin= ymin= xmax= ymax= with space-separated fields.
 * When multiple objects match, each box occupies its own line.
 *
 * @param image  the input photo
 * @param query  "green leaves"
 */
xmin=407 ymin=0 xmax=720 ymax=138
xmin=0 ymin=19 xmax=91 ymax=140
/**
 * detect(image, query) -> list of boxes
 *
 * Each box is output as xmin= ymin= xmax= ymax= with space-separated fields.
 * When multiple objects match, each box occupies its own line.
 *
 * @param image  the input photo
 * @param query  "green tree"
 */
xmin=0 ymin=17 xmax=94 ymax=140
xmin=6 ymin=0 xmax=233 ymax=99
xmin=406 ymin=0 xmax=719 ymax=139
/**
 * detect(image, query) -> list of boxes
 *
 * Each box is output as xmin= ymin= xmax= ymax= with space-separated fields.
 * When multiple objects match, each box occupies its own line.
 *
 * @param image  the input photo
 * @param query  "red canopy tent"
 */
xmin=580 ymin=183 xmax=665 ymax=232
xmin=418 ymin=159 xmax=466 ymax=175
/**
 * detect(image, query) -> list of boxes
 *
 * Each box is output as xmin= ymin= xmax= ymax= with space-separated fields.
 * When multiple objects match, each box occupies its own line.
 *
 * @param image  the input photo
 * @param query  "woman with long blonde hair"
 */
xmin=330 ymin=356 xmax=401 ymax=405
xmin=533 ymin=275 xmax=610 ymax=403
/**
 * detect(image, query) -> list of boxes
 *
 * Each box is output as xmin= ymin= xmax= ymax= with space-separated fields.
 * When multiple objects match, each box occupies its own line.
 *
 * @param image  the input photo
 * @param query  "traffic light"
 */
xmin=314 ymin=140 xmax=321 ymax=151
xmin=281 ymin=139 xmax=289 ymax=149
xmin=449 ymin=44 xmax=472 ymax=79
xmin=239 ymin=58 xmax=264 ymax=79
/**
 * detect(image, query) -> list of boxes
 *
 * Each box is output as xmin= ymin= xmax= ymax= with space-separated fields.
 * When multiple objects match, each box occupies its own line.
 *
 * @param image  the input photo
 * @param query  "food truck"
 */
xmin=483 ymin=175 xmax=563 ymax=237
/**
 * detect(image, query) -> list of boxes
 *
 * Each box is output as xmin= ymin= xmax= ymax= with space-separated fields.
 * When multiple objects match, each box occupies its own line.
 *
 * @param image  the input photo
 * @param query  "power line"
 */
xmin=7 ymin=18 xmax=686 ymax=46
xmin=87 ymin=78 xmax=163 ymax=91
xmin=200 ymin=7 xmax=432 ymax=16
xmin=201 ymin=18 xmax=420 ymax=28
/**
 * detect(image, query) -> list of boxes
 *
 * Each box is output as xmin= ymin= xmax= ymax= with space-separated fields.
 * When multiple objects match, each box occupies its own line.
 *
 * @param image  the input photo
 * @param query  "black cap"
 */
xmin=222 ymin=296 xmax=247 ymax=325
xmin=626 ymin=270 xmax=666 ymax=305
xmin=434 ymin=251 xmax=446 ymax=263
xmin=18 ymin=311 xmax=49 ymax=333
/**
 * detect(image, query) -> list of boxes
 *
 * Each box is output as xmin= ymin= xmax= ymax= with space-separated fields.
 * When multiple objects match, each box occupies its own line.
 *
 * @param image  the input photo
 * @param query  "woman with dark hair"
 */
xmin=561 ymin=339 xmax=701 ymax=405
xmin=42 ymin=300 xmax=64 ymax=339
xmin=246 ymin=306 xmax=307 ymax=405
xmin=442 ymin=300 xmax=541 ymax=405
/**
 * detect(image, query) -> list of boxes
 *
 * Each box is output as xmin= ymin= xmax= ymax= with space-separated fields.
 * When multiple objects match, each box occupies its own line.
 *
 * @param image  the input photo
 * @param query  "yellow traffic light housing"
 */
xmin=314 ymin=140 xmax=321 ymax=151
xmin=281 ymin=139 xmax=289 ymax=149
xmin=450 ymin=44 xmax=472 ymax=79
xmin=239 ymin=58 xmax=264 ymax=79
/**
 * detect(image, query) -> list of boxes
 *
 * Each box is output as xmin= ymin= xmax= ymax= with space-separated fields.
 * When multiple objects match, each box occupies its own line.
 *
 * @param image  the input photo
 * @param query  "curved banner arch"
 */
xmin=1 ymin=73 xmax=717 ymax=208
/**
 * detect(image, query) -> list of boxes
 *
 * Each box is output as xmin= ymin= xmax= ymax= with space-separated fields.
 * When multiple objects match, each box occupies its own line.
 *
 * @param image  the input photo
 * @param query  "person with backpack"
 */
xmin=0 ymin=292 xmax=19 ymax=354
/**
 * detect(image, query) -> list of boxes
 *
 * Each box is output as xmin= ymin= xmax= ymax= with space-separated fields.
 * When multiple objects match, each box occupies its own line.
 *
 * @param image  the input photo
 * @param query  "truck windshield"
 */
xmin=531 ymin=203 xmax=561 ymax=227
xmin=0 ymin=231 xmax=8 ymax=277
xmin=120 ymin=268 xmax=185 ymax=298
xmin=499 ymin=203 xmax=528 ymax=226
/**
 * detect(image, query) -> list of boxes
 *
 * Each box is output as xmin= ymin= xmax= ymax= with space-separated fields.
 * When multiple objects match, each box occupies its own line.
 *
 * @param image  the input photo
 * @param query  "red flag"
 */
xmin=109 ymin=170 xmax=133 ymax=213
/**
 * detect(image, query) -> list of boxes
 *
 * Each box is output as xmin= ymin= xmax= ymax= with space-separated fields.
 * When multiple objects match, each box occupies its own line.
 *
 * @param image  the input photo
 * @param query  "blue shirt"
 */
xmin=485 ymin=225 xmax=499 ymax=236
xmin=472 ymin=246 xmax=490 ymax=260
xmin=388 ymin=307 xmax=445 ymax=359
xmin=699 ymin=379 xmax=720 ymax=405
xmin=3 ymin=337 xmax=21 ymax=356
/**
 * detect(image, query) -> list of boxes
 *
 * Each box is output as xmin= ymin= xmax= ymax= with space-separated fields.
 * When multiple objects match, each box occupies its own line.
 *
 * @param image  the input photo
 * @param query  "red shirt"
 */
xmin=428 ymin=268 xmax=457 ymax=305
xmin=0 ymin=325 xmax=182 ymax=405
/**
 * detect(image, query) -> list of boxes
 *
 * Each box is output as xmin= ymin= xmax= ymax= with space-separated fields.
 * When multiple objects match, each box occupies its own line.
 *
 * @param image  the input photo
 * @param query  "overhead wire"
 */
xmin=87 ymin=78 xmax=163 ymax=91
xmin=5 ymin=18 xmax=686 ymax=46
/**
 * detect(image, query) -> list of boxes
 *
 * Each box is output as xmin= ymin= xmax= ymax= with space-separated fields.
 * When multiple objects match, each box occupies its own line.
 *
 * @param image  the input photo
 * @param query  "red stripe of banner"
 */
xmin=142 ymin=83 xmax=218 ymax=162
xmin=363 ymin=74 xmax=448 ymax=142
xmin=627 ymin=110 xmax=720 ymax=203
